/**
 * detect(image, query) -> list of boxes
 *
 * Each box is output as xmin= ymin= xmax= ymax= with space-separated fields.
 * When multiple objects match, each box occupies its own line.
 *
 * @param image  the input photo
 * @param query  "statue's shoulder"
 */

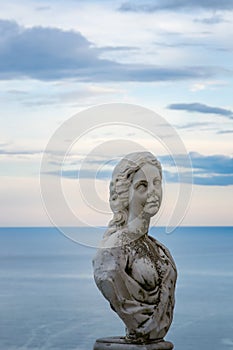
xmin=94 ymin=228 xmax=127 ymax=257
xmin=93 ymin=229 xmax=129 ymax=278
xmin=99 ymin=228 xmax=131 ymax=249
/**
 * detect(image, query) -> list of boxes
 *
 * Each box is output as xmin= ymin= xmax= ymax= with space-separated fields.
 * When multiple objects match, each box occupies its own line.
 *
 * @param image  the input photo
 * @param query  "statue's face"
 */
xmin=128 ymin=163 xmax=162 ymax=219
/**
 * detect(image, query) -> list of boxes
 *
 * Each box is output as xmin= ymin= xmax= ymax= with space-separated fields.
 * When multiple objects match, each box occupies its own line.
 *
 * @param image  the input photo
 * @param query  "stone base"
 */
xmin=93 ymin=337 xmax=174 ymax=350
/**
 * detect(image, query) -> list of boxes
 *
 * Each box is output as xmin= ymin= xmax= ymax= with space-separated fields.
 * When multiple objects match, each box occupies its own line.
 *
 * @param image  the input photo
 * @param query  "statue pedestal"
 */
xmin=93 ymin=337 xmax=174 ymax=350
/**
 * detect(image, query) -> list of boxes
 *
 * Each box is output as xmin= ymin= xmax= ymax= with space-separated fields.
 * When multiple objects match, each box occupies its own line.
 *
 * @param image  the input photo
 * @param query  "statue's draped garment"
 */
xmin=93 ymin=232 xmax=177 ymax=341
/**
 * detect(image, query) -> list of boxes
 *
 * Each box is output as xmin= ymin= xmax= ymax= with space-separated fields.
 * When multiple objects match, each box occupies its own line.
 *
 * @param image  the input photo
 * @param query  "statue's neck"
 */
xmin=127 ymin=214 xmax=150 ymax=236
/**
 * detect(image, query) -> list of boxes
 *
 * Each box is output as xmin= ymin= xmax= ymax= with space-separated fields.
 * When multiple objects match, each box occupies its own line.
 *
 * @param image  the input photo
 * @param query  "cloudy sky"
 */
xmin=0 ymin=0 xmax=232 ymax=227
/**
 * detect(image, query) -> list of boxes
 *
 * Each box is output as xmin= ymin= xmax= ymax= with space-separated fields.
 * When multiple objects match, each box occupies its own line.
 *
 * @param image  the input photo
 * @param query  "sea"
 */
xmin=0 ymin=226 xmax=233 ymax=350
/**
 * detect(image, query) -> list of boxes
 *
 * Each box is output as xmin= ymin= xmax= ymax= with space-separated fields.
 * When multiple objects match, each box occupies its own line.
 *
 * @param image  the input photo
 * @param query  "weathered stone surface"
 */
xmin=93 ymin=152 xmax=177 ymax=345
xmin=94 ymin=337 xmax=173 ymax=350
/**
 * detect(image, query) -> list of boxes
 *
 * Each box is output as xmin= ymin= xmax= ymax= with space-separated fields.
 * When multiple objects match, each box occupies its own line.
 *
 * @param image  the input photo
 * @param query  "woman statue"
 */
xmin=93 ymin=152 xmax=177 ymax=349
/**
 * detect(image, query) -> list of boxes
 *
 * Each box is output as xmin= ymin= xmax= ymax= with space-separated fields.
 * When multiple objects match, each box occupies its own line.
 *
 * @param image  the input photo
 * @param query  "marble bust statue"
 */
xmin=93 ymin=152 xmax=177 ymax=349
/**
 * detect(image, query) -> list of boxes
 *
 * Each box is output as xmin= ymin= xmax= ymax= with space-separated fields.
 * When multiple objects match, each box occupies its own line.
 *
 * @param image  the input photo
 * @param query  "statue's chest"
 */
xmin=125 ymin=239 xmax=169 ymax=291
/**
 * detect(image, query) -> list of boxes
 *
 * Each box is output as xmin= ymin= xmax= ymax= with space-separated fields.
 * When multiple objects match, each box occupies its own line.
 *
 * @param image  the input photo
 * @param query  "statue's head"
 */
xmin=108 ymin=152 xmax=162 ymax=231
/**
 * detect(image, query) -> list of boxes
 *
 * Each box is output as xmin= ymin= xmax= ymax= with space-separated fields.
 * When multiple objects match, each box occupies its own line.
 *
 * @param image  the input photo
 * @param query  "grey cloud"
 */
xmin=217 ymin=130 xmax=233 ymax=134
xmin=194 ymin=15 xmax=227 ymax=25
xmin=192 ymin=174 xmax=233 ymax=186
xmin=160 ymin=152 xmax=233 ymax=175
xmin=0 ymin=19 xmax=216 ymax=82
xmin=119 ymin=0 xmax=233 ymax=12
xmin=0 ymin=148 xmax=42 ymax=156
xmin=190 ymin=152 xmax=233 ymax=175
xmin=154 ymin=41 xmax=204 ymax=49
xmin=154 ymin=39 xmax=231 ymax=54
xmin=175 ymin=121 xmax=211 ymax=129
xmin=7 ymin=89 xmax=29 ymax=96
xmin=0 ymin=146 xmax=80 ymax=158
xmin=0 ymin=20 xmax=99 ymax=81
xmin=63 ymin=168 xmax=112 ymax=180
xmin=35 ymin=6 xmax=51 ymax=11
xmin=98 ymin=45 xmax=139 ymax=52
xmin=0 ymin=142 xmax=11 ymax=148
xmin=167 ymin=102 xmax=233 ymax=119
xmin=163 ymin=171 xmax=233 ymax=186
xmin=160 ymin=152 xmax=233 ymax=186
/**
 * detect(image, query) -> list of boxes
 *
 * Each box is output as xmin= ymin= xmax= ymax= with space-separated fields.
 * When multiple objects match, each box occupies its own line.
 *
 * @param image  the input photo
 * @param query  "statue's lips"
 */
xmin=146 ymin=200 xmax=159 ymax=207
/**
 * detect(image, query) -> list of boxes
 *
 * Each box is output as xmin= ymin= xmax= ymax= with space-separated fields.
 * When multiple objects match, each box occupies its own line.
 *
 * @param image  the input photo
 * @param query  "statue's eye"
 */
xmin=153 ymin=179 xmax=161 ymax=186
xmin=135 ymin=181 xmax=148 ymax=191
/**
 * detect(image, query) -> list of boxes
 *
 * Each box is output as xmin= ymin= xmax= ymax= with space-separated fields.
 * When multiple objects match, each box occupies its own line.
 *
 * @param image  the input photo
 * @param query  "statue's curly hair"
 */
xmin=105 ymin=152 xmax=162 ymax=237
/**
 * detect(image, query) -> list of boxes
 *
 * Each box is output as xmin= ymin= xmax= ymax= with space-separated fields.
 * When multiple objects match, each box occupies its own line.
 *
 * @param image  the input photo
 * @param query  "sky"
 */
xmin=0 ymin=0 xmax=232 ymax=227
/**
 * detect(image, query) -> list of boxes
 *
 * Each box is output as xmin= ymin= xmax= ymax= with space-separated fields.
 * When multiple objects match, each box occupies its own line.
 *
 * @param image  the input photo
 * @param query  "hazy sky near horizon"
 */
xmin=0 ymin=0 xmax=232 ymax=227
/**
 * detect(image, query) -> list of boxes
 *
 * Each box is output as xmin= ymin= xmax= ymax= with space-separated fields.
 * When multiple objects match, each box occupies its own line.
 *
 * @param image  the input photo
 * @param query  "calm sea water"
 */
xmin=0 ymin=227 xmax=233 ymax=350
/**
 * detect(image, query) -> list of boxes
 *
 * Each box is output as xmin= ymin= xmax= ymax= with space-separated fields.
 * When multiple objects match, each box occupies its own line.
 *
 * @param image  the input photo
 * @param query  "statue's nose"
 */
xmin=147 ymin=189 xmax=159 ymax=200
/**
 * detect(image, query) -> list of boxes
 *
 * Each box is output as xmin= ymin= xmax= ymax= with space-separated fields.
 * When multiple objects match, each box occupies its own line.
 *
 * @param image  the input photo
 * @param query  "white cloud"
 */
xmin=190 ymin=80 xmax=228 ymax=92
